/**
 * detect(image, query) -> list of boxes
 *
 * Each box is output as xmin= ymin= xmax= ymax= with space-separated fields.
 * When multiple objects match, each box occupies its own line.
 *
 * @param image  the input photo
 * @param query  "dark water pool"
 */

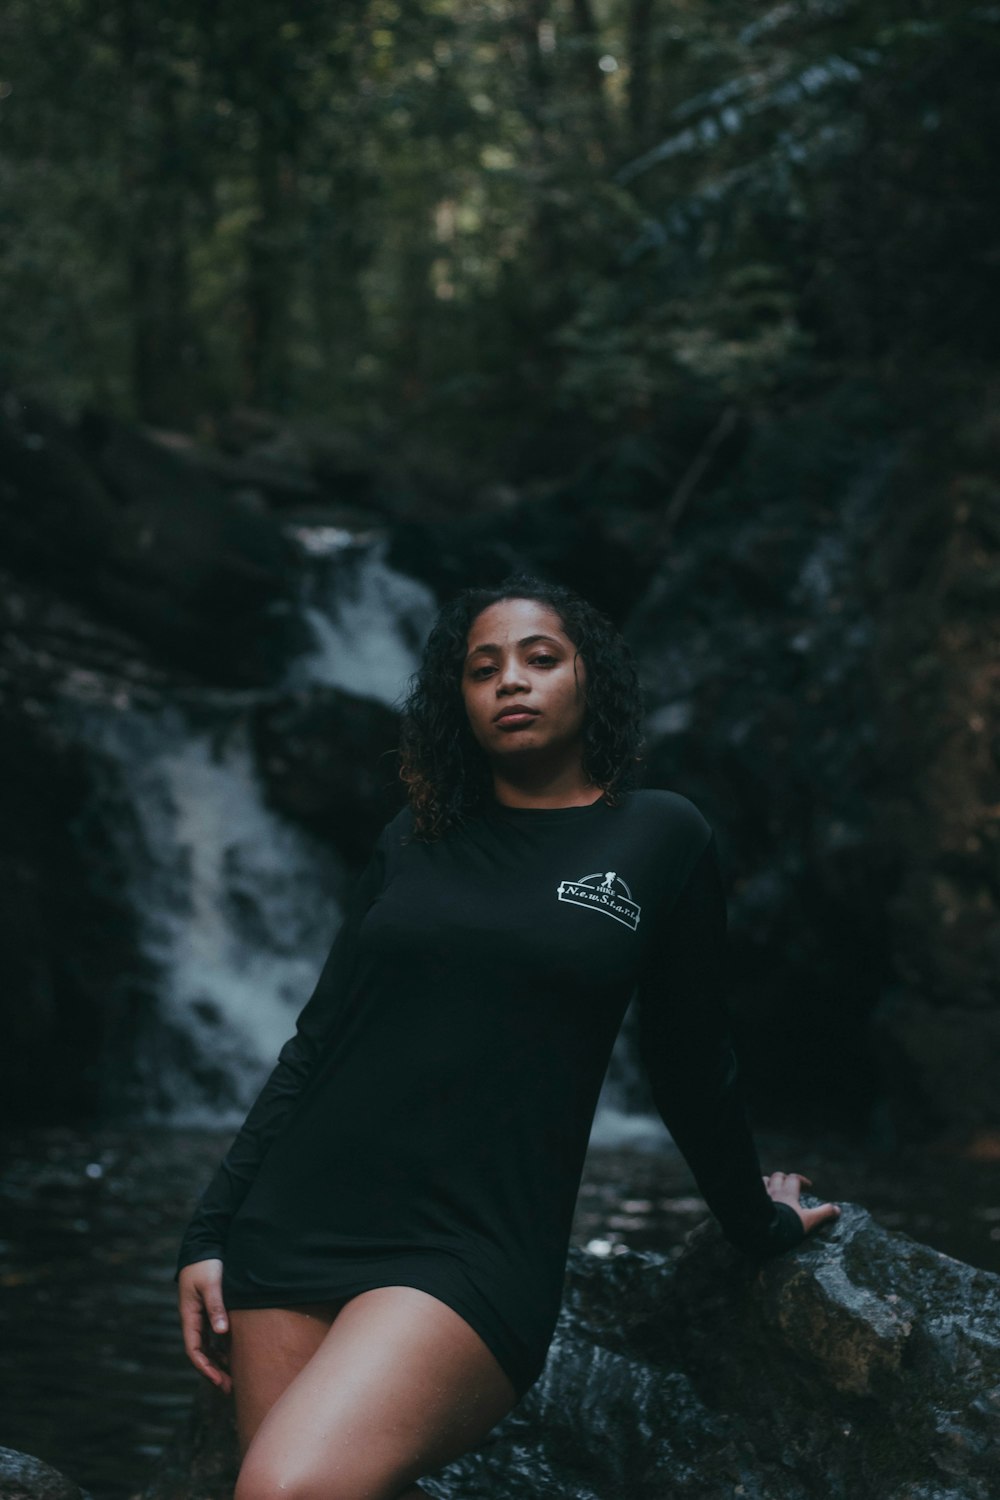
xmin=1 ymin=1125 xmax=998 ymax=1500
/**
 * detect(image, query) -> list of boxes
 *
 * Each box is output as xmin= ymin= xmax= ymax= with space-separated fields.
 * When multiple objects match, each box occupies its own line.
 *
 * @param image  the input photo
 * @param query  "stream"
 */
xmin=2 ymin=1123 xmax=998 ymax=1500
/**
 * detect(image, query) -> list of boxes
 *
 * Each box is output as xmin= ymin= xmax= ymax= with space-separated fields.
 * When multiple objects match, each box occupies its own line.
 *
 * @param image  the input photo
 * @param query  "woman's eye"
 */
xmin=470 ymin=655 xmax=557 ymax=679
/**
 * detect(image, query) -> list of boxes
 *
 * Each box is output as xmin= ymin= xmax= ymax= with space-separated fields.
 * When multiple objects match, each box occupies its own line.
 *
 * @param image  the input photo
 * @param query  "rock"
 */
xmin=0 ymin=1447 xmax=92 ymax=1500
xmin=0 ymin=628 xmax=145 ymax=1122
xmin=130 ymin=1385 xmax=238 ymax=1500
xmin=621 ymin=414 xmax=896 ymax=1133
xmin=870 ymin=990 xmax=1000 ymax=1134
xmin=135 ymin=1202 xmax=1000 ymax=1500
xmin=384 ymin=478 xmax=659 ymax=628
xmin=0 ymin=389 xmax=304 ymax=686
xmin=250 ymin=686 xmax=405 ymax=858
xmin=143 ymin=425 xmax=322 ymax=506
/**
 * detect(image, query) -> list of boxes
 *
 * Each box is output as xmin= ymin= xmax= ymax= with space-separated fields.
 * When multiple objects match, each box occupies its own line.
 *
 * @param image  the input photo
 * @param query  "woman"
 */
xmin=176 ymin=570 xmax=841 ymax=1500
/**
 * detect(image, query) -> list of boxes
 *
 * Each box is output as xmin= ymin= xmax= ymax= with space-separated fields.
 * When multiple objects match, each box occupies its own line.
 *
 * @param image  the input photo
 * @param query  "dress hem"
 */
xmin=223 ymin=1271 xmax=545 ymax=1402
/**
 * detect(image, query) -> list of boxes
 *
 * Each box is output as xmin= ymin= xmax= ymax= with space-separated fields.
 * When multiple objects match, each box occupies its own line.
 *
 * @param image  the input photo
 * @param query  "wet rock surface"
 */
xmin=404 ymin=1204 xmax=998 ymax=1499
xmin=133 ymin=1200 xmax=1000 ymax=1500
xmin=0 ymin=1447 xmax=92 ymax=1500
xmin=129 ymin=1387 xmax=238 ymax=1500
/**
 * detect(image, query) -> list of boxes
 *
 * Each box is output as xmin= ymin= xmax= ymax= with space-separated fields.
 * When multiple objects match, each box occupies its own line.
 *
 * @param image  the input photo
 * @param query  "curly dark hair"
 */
xmin=396 ymin=569 xmax=647 ymax=841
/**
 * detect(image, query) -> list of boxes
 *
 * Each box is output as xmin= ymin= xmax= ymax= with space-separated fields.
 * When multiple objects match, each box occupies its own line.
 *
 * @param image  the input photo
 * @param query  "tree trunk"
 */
xmin=569 ymin=0 xmax=611 ymax=160
xmin=118 ymin=0 xmax=201 ymax=428
xmin=626 ymin=0 xmax=655 ymax=145
xmin=240 ymin=26 xmax=303 ymax=412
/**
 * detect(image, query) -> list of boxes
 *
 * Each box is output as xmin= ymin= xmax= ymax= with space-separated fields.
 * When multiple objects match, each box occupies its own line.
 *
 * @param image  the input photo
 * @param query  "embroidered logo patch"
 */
xmin=556 ymin=871 xmax=641 ymax=931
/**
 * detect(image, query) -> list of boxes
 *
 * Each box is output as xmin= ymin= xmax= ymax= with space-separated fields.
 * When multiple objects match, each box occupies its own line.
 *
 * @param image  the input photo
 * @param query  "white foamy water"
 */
xmin=66 ymin=698 xmax=346 ymax=1124
xmin=285 ymin=530 xmax=438 ymax=707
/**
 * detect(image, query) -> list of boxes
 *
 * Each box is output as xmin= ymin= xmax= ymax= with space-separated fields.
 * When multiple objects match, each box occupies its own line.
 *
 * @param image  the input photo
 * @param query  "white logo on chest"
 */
xmin=556 ymin=870 xmax=641 ymax=931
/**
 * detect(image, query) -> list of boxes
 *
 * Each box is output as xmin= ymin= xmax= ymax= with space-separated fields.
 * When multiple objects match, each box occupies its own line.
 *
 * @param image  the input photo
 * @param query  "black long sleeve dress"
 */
xmin=175 ymin=788 xmax=804 ymax=1400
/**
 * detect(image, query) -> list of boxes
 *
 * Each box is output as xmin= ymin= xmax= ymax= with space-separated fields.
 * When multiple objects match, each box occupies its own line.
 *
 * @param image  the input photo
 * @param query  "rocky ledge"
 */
xmin=127 ymin=1198 xmax=999 ymax=1500
xmin=0 ymin=1447 xmax=92 ymax=1500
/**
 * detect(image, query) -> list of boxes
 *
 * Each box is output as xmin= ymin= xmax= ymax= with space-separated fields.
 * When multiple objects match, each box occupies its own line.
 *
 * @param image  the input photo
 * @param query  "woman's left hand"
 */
xmin=763 ymin=1170 xmax=841 ymax=1236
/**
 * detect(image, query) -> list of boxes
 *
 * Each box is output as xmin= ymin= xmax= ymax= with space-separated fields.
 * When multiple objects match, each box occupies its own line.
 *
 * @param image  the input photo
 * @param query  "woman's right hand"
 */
xmin=177 ymin=1258 xmax=232 ymax=1395
xmin=763 ymin=1171 xmax=841 ymax=1237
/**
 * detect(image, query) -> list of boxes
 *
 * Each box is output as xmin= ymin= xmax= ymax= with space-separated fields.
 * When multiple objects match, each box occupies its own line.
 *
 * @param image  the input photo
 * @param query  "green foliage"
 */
xmin=0 ymin=0 xmax=996 ymax=484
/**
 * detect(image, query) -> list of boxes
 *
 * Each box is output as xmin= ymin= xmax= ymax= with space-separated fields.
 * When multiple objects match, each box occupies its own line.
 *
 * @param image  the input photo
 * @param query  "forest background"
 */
xmin=4 ymin=0 xmax=994 ymax=492
xmin=2 ymin=2 xmax=1000 ymax=1496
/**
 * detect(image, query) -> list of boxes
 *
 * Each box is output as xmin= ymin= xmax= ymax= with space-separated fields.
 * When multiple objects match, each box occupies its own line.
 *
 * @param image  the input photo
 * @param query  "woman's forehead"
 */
xmin=467 ymin=597 xmax=568 ymax=640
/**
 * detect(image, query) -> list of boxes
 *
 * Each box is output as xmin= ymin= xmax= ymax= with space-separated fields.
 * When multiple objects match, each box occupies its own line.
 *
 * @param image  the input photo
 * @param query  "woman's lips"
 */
xmin=494 ymin=710 xmax=540 ymax=729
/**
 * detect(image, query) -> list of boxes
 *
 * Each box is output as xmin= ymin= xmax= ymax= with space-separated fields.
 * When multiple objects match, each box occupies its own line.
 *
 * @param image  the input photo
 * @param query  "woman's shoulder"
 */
xmin=619 ymin=787 xmax=714 ymax=850
xmin=378 ymin=791 xmax=712 ymax=850
xmin=626 ymin=786 xmax=710 ymax=834
xmin=380 ymin=802 xmax=415 ymax=845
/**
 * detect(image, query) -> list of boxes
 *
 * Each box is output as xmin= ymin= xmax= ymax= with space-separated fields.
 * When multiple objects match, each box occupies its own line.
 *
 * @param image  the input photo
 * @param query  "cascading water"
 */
xmin=284 ymin=526 xmax=439 ymax=704
xmin=66 ymin=700 xmax=346 ymax=1124
xmin=57 ymin=529 xmax=438 ymax=1123
xmin=59 ymin=524 xmax=662 ymax=1140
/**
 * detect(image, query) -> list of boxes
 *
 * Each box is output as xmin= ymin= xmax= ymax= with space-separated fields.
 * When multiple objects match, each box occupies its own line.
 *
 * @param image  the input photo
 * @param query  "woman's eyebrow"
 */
xmin=466 ymin=634 xmax=564 ymax=661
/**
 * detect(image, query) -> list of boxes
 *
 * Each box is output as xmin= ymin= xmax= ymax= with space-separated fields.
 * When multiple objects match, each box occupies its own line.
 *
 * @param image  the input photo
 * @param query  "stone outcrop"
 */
xmin=0 ymin=390 xmax=303 ymax=687
xmin=130 ymin=1386 xmax=238 ymax=1500
xmin=621 ymin=395 xmax=1000 ymax=1145
xmin=0 ymin=1447 xmax=92 ymax=1500
xmin=135 ymin=1200 xmax=1000 ymax=1500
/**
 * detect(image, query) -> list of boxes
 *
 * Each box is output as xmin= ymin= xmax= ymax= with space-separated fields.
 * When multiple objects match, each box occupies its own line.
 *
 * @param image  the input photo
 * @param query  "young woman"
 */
xmin=175 ymin=570 xmax=840 ymax=1500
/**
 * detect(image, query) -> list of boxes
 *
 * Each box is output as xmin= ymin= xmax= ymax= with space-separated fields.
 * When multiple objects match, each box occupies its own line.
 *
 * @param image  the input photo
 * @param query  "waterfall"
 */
xmin=66 ymin=700 xmax=345 ymax=1124
xmin=59 ymin=526 xmax=658 ymax=1139
xmin=284 ymin=526 xmax=438 ymax=705
xmin=59 ymin=531 xmax=438 ymax=1123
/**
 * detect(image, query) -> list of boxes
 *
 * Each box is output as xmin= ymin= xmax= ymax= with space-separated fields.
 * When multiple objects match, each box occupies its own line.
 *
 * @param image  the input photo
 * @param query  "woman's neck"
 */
xmin=488 ymin=776 xmax=605 ymax=811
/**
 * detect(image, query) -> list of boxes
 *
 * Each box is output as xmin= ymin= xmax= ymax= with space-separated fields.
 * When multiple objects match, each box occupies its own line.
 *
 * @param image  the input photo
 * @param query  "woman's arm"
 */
xmin=635 ymin=830 xmax=826 ymax=1260
xmin=174 ymin=823 xmax=391 ymax=1276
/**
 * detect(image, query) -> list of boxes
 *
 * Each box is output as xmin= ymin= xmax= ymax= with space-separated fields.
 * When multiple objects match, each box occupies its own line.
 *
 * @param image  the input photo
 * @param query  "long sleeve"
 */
xmin=174 ymin=825 xmax=391 ymax=1277
xmin=635 ymin=830 xmax=805 ymax=1261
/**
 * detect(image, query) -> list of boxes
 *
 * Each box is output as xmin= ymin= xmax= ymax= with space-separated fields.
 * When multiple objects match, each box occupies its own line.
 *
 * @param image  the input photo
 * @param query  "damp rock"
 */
xmin=135 ymin=1199 xmax=1000 ymax=1500
xmin=0 ymin=1447 xmax=93 ymax=1500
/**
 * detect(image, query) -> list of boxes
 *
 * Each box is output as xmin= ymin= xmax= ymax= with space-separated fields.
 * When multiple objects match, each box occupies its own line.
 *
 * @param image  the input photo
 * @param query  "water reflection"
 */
xmin=1 ymin=1126 xmax=997 ymax=1500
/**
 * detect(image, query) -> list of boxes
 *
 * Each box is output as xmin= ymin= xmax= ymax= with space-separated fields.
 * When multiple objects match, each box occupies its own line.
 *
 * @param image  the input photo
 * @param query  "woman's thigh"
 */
xmin=233 ymin=1284 xmax=520 ymax=1500
xmin=229 ymin=1301 xmax=346 ymax=1455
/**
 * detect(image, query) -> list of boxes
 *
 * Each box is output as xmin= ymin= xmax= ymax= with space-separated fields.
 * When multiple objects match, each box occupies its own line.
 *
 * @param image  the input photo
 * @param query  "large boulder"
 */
xmin=0 ymin=390 xmax=304 ymax=686
xmin=621 ymin=388 xmax=1000 ymax=1145
xmin=0 ymin=1448 xmax=92 ymax=1500
xmin=136 ymin=1201 xmax=1000 ymax=1499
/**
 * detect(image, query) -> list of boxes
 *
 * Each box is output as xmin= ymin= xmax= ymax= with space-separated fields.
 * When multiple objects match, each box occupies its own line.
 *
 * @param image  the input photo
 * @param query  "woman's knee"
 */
xmin=234 ymin=1447 xmax=417 ymax=1500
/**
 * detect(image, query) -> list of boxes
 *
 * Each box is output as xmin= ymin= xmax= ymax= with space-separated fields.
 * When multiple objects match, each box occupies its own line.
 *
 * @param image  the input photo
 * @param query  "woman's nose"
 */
xmin=496 ymin=656 xmax=529 ymax=691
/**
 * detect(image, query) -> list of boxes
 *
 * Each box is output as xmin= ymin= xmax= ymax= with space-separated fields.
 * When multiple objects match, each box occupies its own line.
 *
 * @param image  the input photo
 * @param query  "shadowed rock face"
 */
xmin=0 ymin=391 xmax=303 ymax=687
xmin=0 ymin=1447 xmax=92 ymax=1500
xmin=134 ymin=1202 xmax=1000 ymax=1500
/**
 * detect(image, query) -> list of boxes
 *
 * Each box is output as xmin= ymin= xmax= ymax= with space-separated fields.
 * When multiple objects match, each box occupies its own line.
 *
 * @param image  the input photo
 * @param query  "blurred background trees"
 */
xmin=2 ymin=0 xmax=995 ymax=489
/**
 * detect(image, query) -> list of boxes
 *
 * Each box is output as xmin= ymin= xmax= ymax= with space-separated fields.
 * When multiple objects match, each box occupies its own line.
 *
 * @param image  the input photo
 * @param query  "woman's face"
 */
xmin=460 ymin=597 xmax=589 ymax=770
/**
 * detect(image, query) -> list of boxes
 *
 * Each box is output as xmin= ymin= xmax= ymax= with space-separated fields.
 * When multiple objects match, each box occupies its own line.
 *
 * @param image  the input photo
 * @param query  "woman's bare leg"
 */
xmin=228 ymin=1301 xmax=345 ymax=1456
xmin=232 ymin=1284 xmax=520 ymax=1500
xmin=228 ymin=1302 xmax=433 ymax=1496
